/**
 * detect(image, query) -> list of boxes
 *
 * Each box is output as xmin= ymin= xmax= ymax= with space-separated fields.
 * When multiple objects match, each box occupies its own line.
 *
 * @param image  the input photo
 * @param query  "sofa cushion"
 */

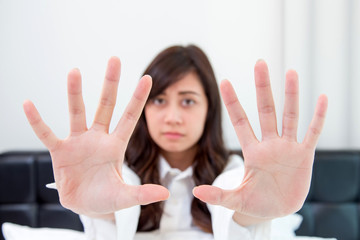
xmin=312 ymin=151 xmax=360 ymax=202
xmin=36 ymin=154 xmax=59 ymax=203
xmin=39 ymin=204 xmax=83 ymax=231
xmin=0 ymin=204 xmax=37 ymax=228
xmin=0 ymin=155 xmax=36 ymax=203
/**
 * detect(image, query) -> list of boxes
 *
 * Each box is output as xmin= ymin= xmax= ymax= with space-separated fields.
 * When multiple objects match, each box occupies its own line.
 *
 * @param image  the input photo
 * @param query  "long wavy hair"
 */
xmin=125 ymin=45 xmax=229 ymax=233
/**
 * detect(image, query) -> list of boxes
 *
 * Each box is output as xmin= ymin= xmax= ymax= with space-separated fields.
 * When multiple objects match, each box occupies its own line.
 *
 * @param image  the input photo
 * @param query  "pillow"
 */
xmin=295 ymin=237 xmax=337 ymax=240
xmin=3 ymin=219 xmax=337 ymax=240
xmin=271 ymin=213 xmax=303 ymax=238
xmin=2 ymin=222 xmax=86 ymax=240
xmin=271 ymin=214 xmax=337 ymax=240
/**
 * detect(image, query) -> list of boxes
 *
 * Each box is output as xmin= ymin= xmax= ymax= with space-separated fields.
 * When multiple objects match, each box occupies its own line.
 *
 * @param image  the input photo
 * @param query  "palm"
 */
xmin=239 ymin=139 xmax=314 ymax=217
xmin=194 ymin=60 xmax=328 ymax=219
xmin=49 ymin=132 xmax=126 ymax=215
xmin=23 ymin=57 xmax=169 ymax=217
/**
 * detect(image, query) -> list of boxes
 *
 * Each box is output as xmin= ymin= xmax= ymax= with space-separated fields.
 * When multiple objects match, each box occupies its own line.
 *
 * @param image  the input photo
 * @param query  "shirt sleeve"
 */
xmin=79 ymin=164 xmax=141 ymax=240
xmin=114 ymin=163 xmax=141 ymax=240
xmin=79 ymin=215 xmax=117 ymax=240
xmin=208 ymin=155 xmax=271 ymax=240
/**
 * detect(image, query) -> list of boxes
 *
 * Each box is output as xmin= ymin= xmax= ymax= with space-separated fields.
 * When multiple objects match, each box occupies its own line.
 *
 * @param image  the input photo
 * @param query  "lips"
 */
xmin=163 ymin=132 xmax=184 ymax=140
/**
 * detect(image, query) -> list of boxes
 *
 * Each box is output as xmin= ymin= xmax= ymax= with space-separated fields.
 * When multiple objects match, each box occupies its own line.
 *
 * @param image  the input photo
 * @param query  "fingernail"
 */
xmin=192 ymin=187 xmax=198 ymax=196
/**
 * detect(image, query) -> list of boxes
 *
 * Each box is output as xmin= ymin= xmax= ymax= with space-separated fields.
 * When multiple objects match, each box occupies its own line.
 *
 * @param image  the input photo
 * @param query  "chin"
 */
xmin=161 ymin=146 xmax=188 ymax=153
xmin=159 ymin=143 xmax=197 ymax=154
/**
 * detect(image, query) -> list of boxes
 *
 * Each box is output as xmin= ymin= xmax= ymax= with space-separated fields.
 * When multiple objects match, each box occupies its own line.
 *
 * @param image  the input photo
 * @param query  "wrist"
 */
xmin=232 ymin=211 xmax=272 ymax=227
xmin=83 ymin=212 xmax=115 ymax=221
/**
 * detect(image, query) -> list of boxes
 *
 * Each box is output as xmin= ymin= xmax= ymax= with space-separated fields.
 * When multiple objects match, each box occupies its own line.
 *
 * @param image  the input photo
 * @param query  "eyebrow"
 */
xmin=157 ymin=90 xmax=202 ymax=97
xmin=178 ymin=91 xmax=201 ymax=96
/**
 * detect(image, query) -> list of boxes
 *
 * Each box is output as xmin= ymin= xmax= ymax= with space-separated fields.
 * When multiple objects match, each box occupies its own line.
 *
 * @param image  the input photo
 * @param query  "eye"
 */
xmin=152 ymin=97 xmax=166 ymax=105
xmin=181 ymin=99 xmax=195 ymax=106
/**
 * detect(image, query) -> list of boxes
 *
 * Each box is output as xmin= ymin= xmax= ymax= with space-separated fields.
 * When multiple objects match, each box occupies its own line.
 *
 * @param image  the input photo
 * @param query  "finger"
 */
xmin=92 ymin=56 xmax=121 ymax=132
xmin=122 ymin=184 xmax=169 ymax=207
xmin=193 ymin=185 xmax=239 ymax=210
xmin=67 ymin=68 xmax=87 ymax=134
xmin=193 ymin=185 xmax=224 ymax=205
xmin=220 ymin=79 xmax=257 ymax=148
xmin=303 ymin=94 xmax=328 ymax=149
xmin=23 ymin=100 xmax=60 ymax=151
xmin=282 ymin=70 xmax=299 ymax=141
xmin=254 ymin=60 xmax=278 ymax=139
xmin=113 ymin=75 xmax=152 ymax=143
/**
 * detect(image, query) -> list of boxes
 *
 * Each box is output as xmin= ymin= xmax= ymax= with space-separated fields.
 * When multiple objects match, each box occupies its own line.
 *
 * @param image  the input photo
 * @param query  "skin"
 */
xmin=144 ymin=71 xmax=208 ymax=171
xmin=23 ymin=57 xmax=328 ymax=226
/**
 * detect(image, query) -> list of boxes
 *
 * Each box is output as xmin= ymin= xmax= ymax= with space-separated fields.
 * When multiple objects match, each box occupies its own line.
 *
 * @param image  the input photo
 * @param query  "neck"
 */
xmin=161 ymin=146 xmax=198 ymax=171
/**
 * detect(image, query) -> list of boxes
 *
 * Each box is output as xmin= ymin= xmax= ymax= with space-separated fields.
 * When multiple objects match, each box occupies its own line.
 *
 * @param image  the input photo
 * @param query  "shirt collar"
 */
xmin=159 ymin=155 xmax=193 ymax=182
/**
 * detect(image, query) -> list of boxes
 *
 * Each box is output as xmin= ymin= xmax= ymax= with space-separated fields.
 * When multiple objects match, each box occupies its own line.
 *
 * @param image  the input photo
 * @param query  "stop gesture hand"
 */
xmin=23 ymin=57 xmax=169 ymax=218
xmin=193 ymin=60 xmax=328 ymax=225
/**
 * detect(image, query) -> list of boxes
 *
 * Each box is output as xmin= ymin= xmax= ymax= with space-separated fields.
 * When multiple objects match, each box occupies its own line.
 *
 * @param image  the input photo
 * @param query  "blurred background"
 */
xmin=0 ymin=0 xmax=359 ymax=151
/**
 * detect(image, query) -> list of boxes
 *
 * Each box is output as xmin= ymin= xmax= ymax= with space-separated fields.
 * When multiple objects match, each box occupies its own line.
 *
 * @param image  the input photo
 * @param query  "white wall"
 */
xmin=0 ymin=0 xmax=358 ymax=152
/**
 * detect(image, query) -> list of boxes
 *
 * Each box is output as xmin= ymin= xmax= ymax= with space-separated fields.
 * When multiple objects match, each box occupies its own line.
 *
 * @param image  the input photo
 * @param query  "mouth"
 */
xmin=163 ymin=132 xmax=184 ymax=140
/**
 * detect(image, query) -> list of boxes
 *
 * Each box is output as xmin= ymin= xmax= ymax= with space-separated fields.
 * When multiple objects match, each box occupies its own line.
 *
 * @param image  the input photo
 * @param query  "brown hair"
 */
xmin=125 ymin=45 xmax=229 ymax=233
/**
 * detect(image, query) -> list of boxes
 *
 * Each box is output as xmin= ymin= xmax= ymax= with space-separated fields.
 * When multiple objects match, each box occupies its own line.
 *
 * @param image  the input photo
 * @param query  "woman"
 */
xmin=126 ymin=45 xmax=228 ymax=232
xmin=23 ymin=45 xmax=328 ymax=240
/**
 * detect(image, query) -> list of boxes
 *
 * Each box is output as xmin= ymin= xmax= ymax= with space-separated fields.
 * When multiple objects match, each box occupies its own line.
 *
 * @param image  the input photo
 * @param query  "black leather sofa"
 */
xmin=295 ymin=150 xmax=360 ymax=240
xmin=0 ymin=151 xmax=83 ymax=240
xmin=0 ymin=150 xmax=359 ymax=240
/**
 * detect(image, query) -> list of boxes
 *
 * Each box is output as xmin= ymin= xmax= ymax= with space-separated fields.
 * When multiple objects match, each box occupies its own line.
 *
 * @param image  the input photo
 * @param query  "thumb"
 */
xmin=193 ymin=185 xmax=224 ymax=205
xmin=125 ymin=184 xmax=170 ymax=206
xmin=193 ymin=185 xmax=239 ymax=210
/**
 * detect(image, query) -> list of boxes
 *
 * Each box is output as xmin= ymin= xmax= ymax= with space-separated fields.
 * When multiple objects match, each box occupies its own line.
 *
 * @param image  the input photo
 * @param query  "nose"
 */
xmin=164 ymin=104 xmax=183 ymax=124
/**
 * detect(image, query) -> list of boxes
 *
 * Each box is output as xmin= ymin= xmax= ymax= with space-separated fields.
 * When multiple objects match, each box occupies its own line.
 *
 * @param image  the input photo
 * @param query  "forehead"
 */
xmin=163 ymin=71 xmax=205 ymax=94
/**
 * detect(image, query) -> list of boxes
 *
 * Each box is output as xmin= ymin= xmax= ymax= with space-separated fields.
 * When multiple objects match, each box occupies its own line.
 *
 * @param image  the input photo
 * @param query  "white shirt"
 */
xmin=80 ymin=155 xmax=271 ymax=240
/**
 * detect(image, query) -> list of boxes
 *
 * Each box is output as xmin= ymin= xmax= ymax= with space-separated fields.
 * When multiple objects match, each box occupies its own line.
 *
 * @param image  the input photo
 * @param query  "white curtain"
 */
xmin=284 ymin=0 xmax=360 ymax=149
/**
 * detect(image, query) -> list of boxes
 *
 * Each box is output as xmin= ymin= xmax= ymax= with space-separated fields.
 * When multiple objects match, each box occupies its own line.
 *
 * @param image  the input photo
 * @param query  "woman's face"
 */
xmin=145 ymin=71 xmax=208 ymax=154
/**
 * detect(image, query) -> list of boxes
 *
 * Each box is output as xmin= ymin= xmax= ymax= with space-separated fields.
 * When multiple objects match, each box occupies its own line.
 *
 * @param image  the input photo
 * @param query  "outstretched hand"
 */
xmin=193 ymin=60 xmax=328 ymax=223
xmin=23 ymin=57 xmax=169 ymax=218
